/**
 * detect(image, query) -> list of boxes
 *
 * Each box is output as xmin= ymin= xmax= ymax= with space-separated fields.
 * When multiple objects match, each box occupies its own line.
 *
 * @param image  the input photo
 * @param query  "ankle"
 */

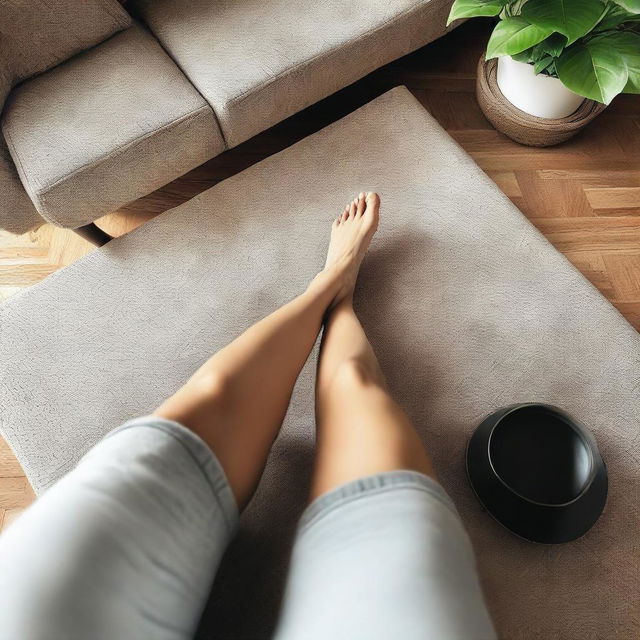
xmin=306 ymin=269 xmax=341 ymax=305
xmin=326 ymin=296 xmax=355 ymax=319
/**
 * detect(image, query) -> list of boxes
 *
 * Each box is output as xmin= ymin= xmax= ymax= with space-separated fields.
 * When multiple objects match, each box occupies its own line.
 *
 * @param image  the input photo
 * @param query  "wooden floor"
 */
xmin=1 ymin=21 xmax=639 ymax=530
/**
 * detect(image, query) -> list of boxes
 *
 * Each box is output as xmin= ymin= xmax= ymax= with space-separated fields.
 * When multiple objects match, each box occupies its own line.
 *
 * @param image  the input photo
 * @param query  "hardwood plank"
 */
xmin=516 ymin=171 xmax=592 ymax=219
xmin=0 ymin=477 xmax=35 ymax=510
xmin=536 ymin=169 xmax=640 ymax=188
xmin=533 ymin=217 xmax=640 ymax=253
xmin=614 ymin=301 xmax=640 ymax=328
xmin=0 ymin=263 xmax=59 ymax=285
xmin=0 ymin=439 xmax=24 ymax=477
xmin=602 ymin=254 xmax=640 ymax=300
xmin=486 ymin=171 xmax=522 ymax=199
xmin=585 ymin=187 xmax=640 ymax=216
xmin=1 ymin=507 xmax=26 ymax=532
xmin=563 ymin=251 xmax=616 ymax=300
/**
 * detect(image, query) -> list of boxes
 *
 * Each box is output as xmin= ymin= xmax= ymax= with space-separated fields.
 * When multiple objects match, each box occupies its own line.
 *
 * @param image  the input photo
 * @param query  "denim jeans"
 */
xmin=0 ymin=416 xmax=495 ymax=639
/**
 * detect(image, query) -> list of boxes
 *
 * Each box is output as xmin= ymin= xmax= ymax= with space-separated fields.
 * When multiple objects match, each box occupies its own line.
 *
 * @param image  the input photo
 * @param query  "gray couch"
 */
xmin=0 ymin=0 xmax=454 ymax=240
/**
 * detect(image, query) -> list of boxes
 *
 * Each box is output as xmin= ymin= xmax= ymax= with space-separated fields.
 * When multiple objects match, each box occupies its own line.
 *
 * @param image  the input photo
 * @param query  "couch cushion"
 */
xmin=1 ymin=25 xmax=226 ymax=228
xmin=0 ymin=0 xmax=131 ymax=87
xmin=133 ymin=0 xmax=454 ymax=147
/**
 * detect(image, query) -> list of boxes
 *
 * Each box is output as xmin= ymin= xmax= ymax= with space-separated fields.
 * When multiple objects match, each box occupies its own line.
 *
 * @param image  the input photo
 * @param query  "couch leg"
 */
xmin=73 ymin=223 xmax=113 ymax=246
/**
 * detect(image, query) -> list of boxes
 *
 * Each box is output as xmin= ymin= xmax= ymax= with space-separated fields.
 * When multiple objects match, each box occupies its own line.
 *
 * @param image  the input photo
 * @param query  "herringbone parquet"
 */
xmin=1 ymin=20 xmax=638 ymax=530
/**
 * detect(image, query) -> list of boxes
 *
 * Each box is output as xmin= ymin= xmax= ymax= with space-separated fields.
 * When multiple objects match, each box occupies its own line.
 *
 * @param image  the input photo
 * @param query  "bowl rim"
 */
xmin=485 ymin=403 xmax=598 ymax=508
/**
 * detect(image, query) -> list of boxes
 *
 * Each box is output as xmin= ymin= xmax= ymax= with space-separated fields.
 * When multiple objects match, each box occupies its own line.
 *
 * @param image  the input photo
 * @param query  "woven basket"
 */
xmin=476 ymin=56 xmax=607 ymax=147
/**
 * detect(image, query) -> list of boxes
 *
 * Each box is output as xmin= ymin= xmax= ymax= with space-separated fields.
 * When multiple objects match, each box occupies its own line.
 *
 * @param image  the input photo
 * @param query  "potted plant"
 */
xmin=447 ymin=0 xmax=640 ymax=120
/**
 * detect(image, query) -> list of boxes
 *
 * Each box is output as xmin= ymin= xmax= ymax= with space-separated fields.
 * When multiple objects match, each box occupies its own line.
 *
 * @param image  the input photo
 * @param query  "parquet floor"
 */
xmin=1 ymin=20 xmax=638 ymax=531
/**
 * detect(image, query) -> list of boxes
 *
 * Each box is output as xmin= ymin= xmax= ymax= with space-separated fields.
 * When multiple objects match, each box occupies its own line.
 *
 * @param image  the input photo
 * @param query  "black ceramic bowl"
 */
xmin=466 ymin=403 xmax=607 ymax=544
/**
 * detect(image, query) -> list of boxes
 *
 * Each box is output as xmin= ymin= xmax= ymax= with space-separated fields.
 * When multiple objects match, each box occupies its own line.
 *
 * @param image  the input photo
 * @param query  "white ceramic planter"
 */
xmin=496 ymin=55 xmax=585 ymax=119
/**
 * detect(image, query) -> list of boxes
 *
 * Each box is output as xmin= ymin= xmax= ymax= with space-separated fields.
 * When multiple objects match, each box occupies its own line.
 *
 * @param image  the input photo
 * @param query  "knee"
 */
xmin=154 ymin=366 xmax=234 ymax=430
xmin=332 ymin=358 xmax=380 ymax=390
xmin=190 ymin=367 xmax=232 ymax=407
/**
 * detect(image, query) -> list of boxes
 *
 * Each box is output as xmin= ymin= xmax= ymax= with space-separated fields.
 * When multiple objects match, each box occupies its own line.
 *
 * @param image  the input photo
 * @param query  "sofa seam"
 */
xmin=22 ymin=104 xmax=214 ymax=226
xmin=226 ymin=0 xmax=434 ymax=109
xmin=134 ymin=19 xmax=231 ymax=149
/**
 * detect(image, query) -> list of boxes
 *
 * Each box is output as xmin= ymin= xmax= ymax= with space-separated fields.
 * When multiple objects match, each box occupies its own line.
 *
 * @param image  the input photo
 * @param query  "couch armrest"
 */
xmin=0 ymin=135 xmax=44 ymax=234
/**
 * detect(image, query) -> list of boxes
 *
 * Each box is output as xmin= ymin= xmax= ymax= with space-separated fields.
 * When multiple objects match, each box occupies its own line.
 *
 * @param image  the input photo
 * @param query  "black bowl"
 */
xmin=466 ymin=403 xmax=607 ymax=544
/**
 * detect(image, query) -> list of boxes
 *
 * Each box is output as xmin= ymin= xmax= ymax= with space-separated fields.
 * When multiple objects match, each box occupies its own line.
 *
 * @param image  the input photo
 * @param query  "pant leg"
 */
xmin=274 ymin=470 xmax=496 ymax=640
xmin=0 ymin=416 xmax=238 ymax=640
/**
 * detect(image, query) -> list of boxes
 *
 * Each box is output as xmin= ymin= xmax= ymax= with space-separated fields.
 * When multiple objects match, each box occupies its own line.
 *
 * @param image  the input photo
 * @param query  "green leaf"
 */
xmin=522 ymin=0 xmax=607 ymax=44
xmin=595 ymin=4 xmax=639 ymax=30
xmin=511 ymin=49 xmax=535 ymax=63
xmin=611 ymin=0 xmax=640 ymax=14
xmin=607 ymin=31 xmax=640 ymax=92
xmin=531 ymin=42 xmax=547 ymax=60
xmin=446 ymin=0 xmax=505 ymax=25
xmin=540 ymin=33 xmax=568 ymax=57
xmin=534 ymin=55 xmax=555 ymax=74
xmin=556 ymin=40 xmax=628 ymax=103
xmin=486 ymin=17 xmax=554 ymax=59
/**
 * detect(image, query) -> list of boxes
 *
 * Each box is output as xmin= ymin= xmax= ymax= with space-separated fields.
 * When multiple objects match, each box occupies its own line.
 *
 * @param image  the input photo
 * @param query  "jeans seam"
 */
xmin=106 ymin=419 xmax=237 ymax=534
xmin=299 ymin=480 xmax=456 ymax=534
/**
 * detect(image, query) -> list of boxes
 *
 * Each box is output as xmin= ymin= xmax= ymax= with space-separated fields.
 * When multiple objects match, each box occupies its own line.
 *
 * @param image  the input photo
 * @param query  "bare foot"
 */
xmin=320 ymin=192 xmax=380 ymax=306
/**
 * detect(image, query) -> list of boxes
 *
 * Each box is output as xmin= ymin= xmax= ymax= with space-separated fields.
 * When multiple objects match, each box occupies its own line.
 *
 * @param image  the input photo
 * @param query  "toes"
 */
xmin=365 ymin=192 xmax=380 ymax=212
xmin=341 ymin=206 xmax=349 ymax=222
xmin=348 ymin=201 xmax=356 ymax=218
xmin=356 ymin=192 xmax=366 ymax=217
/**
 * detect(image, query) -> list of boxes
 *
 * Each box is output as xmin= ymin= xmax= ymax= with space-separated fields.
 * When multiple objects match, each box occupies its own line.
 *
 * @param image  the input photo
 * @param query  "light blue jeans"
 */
xmin=0 ymin=417 xmax=496 ymax=639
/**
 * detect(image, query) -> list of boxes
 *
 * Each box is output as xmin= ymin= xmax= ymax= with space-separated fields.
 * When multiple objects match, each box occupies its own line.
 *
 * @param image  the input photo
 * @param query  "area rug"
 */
xmin=1 ymin=87 xmax=638 ymax=639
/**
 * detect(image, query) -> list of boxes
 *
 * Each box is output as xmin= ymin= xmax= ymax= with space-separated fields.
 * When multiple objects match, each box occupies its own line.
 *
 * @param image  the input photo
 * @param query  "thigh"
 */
xmin=275 ymin=471 xmax=496 ymax=640
xmin=0 ymin=417 xmax=238 ymax=640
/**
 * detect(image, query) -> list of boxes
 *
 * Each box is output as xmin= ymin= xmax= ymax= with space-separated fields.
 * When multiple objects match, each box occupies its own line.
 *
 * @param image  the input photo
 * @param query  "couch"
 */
xmin=0 ymin=0 xmax=454 ymax=242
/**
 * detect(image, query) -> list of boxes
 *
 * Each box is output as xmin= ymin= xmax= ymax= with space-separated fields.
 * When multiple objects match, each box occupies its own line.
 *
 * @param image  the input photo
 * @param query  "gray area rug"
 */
xmin=1 ymin=87 xmax=638 ymax=639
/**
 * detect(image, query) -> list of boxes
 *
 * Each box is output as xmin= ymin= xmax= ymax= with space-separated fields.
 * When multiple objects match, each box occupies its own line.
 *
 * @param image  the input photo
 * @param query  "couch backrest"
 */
xmin=0 ymin=0 xmax=132 ymax=89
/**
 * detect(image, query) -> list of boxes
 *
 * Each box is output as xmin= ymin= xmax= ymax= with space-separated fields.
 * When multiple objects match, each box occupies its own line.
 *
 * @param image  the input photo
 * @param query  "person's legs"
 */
xmin=0 ymin=416 xmax=239 ymax=640
xmin=311 ymin=298 xmax=434 ymax=498
xmin=154 ymin=192 xmax=380 ymax=509
xmin=275 ymin=234 xmax=496 ymax=639
xmin=0 ymin=193 xmax=381 ymax=640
